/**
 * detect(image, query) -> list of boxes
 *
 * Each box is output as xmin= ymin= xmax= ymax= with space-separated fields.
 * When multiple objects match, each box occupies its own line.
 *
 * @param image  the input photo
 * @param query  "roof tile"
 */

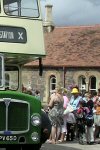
xmin=26 ymin=25 xmax=100 ymax=67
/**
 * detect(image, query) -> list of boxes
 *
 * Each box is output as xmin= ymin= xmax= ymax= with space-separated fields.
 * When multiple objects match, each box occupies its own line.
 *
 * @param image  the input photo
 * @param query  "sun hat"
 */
xmin=62 ymin=88 xmax=67 ymax=93
xmin=71 ymin=88 xmax=79 ymax=94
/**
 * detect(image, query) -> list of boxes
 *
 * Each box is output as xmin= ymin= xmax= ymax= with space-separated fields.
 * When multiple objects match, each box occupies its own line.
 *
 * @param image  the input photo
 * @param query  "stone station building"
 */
xmin=23 ymin=24 xmax=100 ymax=104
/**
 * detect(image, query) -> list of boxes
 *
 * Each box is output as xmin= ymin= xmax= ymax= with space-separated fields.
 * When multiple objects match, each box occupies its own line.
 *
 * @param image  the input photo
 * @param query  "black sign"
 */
xmin=0 ymin=26 xmax=27 ymax=43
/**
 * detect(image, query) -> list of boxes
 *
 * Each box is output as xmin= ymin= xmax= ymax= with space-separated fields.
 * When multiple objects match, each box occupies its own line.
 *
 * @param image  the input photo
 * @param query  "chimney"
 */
xmin=43 ymin=4 xmax=55 ymax=32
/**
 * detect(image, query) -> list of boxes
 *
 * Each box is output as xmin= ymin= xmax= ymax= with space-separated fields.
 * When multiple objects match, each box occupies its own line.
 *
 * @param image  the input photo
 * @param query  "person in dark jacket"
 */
xmin=76 ymin=100 xmax=89 ymax=144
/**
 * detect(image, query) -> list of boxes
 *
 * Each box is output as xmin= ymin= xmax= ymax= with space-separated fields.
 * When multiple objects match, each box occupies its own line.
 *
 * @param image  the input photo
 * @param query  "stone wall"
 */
xmin=22 ymin=67 xmax=100 ymax=104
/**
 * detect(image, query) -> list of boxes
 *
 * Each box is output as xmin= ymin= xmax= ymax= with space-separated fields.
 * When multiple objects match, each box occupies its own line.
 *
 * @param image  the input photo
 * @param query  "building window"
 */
xmin=89 ymin=76 xmax=96 ymax=92
xmin=78 ymin=75 xmax=86 ymax=93
xmin=49 ymin=75 xmax=56 ymax=95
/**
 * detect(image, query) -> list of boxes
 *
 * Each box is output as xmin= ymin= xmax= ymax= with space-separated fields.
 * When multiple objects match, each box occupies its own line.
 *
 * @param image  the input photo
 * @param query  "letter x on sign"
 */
xmin=18 ymin=32 xmax=23 ymax=40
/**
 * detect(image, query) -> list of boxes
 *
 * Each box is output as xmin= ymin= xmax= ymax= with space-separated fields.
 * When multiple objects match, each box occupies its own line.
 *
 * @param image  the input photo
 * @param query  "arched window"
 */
xmin=49 ymin=75 xmax=56 ymax=95
xmin=78 ymin=75 xmax=86 ymax=93
xmin=89 ymin=76 xmax=96 ymax=92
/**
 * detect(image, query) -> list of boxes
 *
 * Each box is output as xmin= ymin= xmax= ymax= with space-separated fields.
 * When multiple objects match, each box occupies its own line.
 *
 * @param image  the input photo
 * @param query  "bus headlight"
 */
xmin=31 ymin=114 xmax=41 ymax=126
xmin=31 ymin=132 xmax=40 ymax=142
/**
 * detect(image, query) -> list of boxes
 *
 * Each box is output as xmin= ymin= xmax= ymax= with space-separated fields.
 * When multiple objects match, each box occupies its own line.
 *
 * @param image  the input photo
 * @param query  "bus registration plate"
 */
xmin=0 ymin=135 xmax=17 ymax=141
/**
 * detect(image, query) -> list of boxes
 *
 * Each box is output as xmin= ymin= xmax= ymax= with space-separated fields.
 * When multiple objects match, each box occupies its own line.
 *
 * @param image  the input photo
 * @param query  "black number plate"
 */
xmin=0 ymin=135 xmax=17 ymax=141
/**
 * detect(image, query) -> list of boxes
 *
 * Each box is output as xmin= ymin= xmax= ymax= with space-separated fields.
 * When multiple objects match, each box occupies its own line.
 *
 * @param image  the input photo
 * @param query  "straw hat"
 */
xmin=62 ymin=88 xmax=67 ymax=93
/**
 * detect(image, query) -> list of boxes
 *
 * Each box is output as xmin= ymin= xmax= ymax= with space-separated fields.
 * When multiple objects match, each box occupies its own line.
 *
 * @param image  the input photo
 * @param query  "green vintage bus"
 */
xmin=0 ymin=0 xmax=51 ymax=149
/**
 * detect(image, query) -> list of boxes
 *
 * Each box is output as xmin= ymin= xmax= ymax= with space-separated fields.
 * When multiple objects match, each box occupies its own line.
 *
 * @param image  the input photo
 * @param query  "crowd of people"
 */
xmin=22 ymin=84 xmax=41 ymax=100
xmin=45 ymin=85 xmax=100 ymax=145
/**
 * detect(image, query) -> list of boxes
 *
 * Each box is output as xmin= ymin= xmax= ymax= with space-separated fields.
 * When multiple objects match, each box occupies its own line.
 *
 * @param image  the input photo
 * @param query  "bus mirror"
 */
xmin=39 ymin=58 xmax=43 ymax=76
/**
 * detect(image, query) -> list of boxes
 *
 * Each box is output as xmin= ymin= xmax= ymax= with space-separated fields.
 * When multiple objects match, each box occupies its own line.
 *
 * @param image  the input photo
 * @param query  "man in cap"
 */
xmin=69 ymin=87 xmax=83 ymax=140
xmin=70 ymin=87 xmax=82 ymax=112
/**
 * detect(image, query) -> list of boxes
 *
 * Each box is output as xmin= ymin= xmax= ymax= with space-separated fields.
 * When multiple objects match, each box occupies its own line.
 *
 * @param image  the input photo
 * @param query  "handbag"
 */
xmin=63 ymin=104 xmax=74 ymax=115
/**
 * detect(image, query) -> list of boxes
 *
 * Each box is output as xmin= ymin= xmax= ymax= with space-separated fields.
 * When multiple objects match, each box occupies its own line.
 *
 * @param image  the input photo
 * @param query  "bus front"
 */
xmin=0 ymin=0 xmax=48 ymax=150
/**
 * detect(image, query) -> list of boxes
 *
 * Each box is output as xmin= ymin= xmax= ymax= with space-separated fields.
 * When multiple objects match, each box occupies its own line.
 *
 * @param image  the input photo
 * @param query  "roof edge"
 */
xmin=55 ymin=24 xmax=100 ymax=29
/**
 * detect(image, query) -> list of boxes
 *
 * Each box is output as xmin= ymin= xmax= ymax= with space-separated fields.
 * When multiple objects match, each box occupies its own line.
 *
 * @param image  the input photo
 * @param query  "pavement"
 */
xmin=57 ymin=140 xmax=100 ymax=150
xmin=41 ymin=139 xmax=100 ymax=150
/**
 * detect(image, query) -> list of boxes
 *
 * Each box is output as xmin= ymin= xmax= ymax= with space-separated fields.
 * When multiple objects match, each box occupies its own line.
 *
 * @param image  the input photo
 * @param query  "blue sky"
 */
xmin=40 ymin=0 xmax=100 ymax=26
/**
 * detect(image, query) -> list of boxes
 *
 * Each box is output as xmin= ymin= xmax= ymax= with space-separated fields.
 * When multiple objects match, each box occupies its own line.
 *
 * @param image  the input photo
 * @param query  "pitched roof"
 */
xmin=26 ymin=25 xmax=100 ymax=67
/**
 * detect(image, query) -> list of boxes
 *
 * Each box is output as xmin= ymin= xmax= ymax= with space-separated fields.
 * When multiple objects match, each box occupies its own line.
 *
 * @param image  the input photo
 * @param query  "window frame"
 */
xmin=78 ymin=75 xmax=86 ymax=93
xmin=3 ymin=0 xmax=39 ymax=18
xmin=49 ymin=75 xmax=56 ymax=95
xmin=0 ymin=55 xmax=4 ymax=87
xmin=89 ymin=76 xmax=96 ymax=92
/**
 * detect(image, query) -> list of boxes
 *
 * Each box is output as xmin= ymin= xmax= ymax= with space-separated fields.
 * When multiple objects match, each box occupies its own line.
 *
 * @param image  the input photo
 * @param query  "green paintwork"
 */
xmin=0 ymin=91 xmax=41 ymax=144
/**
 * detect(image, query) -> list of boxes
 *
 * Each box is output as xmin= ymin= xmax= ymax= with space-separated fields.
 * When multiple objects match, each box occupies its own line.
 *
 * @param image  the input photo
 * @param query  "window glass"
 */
xmin=0 ymin=56 xmax=3 ymax=87
xmin=5 ymin=66 xmax=19 ymax=90
xmin=78 ymin=75 xmax=86 ymax=92
xmin=49 ymin=75 xmax=56 ymax=95
xmin=5 ymin=73 xmax=10 ymax=87
xmin=89 ymin=76 xmax=96 ymax=91
xmin=4 ymin=0 xmax=39 ymax=17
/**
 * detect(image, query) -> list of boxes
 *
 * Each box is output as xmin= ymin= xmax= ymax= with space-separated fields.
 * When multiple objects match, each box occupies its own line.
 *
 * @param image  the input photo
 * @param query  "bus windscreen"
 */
xmin=3 ymin=0 xmax=39 ymax=17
